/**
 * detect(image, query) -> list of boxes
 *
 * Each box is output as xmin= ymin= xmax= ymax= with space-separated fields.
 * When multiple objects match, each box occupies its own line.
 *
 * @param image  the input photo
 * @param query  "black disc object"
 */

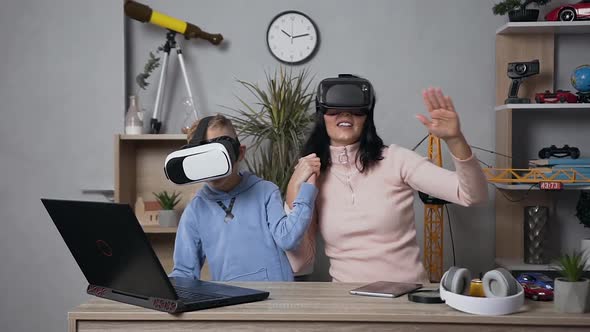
xmin=407 ymin=289 xmax=444 ymax=304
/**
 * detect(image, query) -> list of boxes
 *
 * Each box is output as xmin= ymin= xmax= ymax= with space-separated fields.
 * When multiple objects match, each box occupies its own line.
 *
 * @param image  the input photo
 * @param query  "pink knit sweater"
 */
xmin=287 ymin=142 xmax=488 ymax=283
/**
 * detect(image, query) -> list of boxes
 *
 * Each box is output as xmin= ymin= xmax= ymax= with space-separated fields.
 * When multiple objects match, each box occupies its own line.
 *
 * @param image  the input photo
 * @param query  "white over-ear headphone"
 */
xmin=439 ymin=266 xmax=524 ymax=315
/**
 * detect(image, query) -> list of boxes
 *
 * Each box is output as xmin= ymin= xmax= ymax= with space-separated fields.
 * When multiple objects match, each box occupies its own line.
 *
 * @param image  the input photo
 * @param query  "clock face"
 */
xmin=266 ymin=11 xmax=319 ymax=64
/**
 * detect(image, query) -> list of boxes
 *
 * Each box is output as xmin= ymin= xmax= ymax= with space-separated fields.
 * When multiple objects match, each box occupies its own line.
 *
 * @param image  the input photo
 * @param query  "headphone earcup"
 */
xmin=444 ymin=266 xmax=472 ymax=295
xmin=482 ymin=268 xmax=518 ymax=297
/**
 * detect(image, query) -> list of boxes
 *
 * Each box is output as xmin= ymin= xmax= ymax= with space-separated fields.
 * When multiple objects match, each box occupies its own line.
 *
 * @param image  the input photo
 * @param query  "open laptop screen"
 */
xmin=41 ymin=199 xmax=177 ymax=300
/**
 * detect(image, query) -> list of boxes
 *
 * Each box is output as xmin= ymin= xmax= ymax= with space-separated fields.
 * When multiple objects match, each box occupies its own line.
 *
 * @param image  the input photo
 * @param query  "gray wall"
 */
xmin=0 ymin=1 xmax=123 ymax=332
xmin=126 ymin=0 xmax=506 ymax=281
xmin=2 ymin=0 xmax=589 ymax=331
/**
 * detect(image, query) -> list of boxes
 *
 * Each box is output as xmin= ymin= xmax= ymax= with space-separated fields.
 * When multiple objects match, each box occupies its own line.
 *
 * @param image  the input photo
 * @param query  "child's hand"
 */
xmin=292 ymin=153 xmax=321 ymax=187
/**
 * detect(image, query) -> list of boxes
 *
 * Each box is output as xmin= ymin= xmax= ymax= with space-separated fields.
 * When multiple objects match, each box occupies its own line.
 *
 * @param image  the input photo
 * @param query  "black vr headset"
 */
xmin=164 ymin=116 xmax=241 ymax=185
xmin=316 ymin=74 xmax=375 ymax=115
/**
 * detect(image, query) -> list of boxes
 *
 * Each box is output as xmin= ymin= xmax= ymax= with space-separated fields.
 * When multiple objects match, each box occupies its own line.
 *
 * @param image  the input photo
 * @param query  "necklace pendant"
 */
xmin=224 ymin=212 xmax=234 ymax=223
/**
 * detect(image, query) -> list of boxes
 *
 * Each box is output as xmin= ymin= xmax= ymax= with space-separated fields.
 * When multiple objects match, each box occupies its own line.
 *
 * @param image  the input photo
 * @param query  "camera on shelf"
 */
xmin=505 ymin=59 xmax=540 ymax=104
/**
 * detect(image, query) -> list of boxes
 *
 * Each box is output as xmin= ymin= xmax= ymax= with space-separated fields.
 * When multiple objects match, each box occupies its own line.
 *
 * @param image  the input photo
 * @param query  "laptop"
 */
xmin=41 ymin=198 xmax=269 ymax=313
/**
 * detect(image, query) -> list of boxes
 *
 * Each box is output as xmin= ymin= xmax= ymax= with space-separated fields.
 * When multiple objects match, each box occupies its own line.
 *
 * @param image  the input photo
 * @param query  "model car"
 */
xmin=521 ymin=282 xmax=554 ymax=301
xmin=535 ymin=90 xmax=579 ymax=103
xmin=517 ymin=273 xmax=554 ymax=301
xmin=545 ymin=1 xmax=590 ymax=21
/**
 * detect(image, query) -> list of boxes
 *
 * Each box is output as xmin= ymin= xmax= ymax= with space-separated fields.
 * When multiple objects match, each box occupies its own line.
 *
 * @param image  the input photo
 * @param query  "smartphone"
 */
xmin=349 ymin=281 xmax=422 ymax=298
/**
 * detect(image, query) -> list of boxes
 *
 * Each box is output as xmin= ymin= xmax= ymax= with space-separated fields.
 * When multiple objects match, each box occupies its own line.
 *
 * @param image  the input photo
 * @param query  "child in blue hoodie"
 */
xmin=169 ymin=114 xmax=320 ymax=281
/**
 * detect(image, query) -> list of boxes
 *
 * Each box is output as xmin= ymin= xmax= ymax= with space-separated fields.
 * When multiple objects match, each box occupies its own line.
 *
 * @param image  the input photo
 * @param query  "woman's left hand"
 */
xmin=416 ymin=87 xmax=461 ymax=140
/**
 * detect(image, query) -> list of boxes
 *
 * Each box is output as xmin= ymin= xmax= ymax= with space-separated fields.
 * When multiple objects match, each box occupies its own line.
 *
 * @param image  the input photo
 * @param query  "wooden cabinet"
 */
xmin=493 ymin=22 xmax=590 ymax=271
xmin=114 ymin=134 xmax=210 ymax=279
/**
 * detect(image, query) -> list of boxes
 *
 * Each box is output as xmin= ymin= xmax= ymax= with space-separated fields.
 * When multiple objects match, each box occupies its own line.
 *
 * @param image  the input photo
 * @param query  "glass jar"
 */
xmin=125 ymin=95 xmax=143 ymax=135
xmin=180 ymin=96 xmax=199 ymax=134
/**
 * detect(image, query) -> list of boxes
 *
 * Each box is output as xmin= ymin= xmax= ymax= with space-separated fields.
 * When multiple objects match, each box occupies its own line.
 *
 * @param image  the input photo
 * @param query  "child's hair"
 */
xmin=186 ymin=114 xmax=238 ymax=143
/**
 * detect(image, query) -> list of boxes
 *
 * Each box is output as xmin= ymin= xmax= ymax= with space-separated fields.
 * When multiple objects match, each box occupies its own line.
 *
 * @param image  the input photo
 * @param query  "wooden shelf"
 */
xmin=141 ymin=225 xmax=177 ymax=234
xmin=114 ymin=134 xmax=207 ymax=277
xmin=496 ymin=103 xmax=590 ymax=111
xmin=119 ymin=134 xmax=186 ymax=141
xmin=496 ymin=21 xmax=590 ymax=35
xmin=495 ymin=103 xmax=590 ymax=111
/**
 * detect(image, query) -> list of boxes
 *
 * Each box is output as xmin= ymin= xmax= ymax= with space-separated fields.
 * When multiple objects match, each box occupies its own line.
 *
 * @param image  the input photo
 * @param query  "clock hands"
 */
xmin=281 ymin=29 xmax=309 ymax=41
xmin=293 ymin=33 xmax=310 ymax=39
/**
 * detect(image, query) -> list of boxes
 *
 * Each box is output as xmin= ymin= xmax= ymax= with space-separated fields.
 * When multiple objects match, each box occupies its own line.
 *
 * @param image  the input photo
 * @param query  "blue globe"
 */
xmin=571 ymin=65 xmax=590 ymax=93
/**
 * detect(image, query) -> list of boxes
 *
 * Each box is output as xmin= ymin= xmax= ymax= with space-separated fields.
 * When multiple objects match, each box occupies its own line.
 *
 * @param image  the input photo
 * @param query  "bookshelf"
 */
xmin=114 ymin=134 xmax=210 ymax=278
xmin=493 ymin=21 xmax=590 ymax=271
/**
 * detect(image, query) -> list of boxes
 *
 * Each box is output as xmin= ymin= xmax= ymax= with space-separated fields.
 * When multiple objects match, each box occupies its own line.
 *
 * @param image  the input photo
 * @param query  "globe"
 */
xmin=571 ymin=65 xmax=590 ymax=93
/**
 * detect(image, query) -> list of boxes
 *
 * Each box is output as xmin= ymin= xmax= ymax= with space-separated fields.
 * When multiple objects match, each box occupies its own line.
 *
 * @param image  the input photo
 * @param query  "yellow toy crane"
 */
xmin=421 ymin=134 xmax=446 ymax=282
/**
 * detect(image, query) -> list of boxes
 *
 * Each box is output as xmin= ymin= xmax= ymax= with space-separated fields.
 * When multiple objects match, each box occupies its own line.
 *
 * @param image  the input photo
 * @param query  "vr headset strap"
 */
xmin=189 ymin=115 xmax=214 ymax=145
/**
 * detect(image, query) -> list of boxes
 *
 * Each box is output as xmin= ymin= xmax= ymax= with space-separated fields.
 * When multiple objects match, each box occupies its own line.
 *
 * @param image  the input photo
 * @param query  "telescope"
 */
xmin=125 ymin=0 xmax=223 ymax=44
xmin=124 ymin=0 xmax=224 ymax=133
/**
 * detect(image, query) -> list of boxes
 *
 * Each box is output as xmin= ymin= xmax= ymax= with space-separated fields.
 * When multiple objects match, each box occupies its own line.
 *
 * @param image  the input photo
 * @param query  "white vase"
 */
xmin=158 ymin=210 xmax=180 ymax=227
xmin=124 ymin=95 xmax=144 ymax=135
xmin=554 ymin=278 xmax=590 ymax=313
xmin=581 ymin=239 xmax=590 ymax=270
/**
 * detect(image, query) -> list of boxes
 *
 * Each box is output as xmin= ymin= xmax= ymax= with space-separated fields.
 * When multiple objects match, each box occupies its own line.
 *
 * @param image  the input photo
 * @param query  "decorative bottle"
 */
xmin=125 ymin=95 xmax=143 ymax=135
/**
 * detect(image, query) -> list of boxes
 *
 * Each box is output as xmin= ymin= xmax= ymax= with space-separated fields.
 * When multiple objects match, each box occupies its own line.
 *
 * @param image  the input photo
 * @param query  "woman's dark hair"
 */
xmin=301 ymin=104 xmax=385 ymax=173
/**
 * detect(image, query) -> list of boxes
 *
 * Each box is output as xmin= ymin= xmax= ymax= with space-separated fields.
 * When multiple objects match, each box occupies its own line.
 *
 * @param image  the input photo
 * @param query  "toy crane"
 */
xmin=421 ymin=134 xmax=446 ymax=282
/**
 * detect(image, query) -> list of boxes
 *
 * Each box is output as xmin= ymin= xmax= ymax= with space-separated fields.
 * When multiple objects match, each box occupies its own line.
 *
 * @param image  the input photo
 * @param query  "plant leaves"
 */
xmin=225 ymin=66 xmax=315 ymax=198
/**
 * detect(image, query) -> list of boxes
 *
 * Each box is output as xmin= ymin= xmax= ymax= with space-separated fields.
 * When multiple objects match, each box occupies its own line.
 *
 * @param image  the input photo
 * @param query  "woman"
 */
xmin=285 ymin=75 xmax=488 ymax=283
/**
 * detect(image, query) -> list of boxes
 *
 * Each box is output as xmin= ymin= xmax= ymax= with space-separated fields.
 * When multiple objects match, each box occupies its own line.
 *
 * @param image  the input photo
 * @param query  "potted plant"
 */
xmin=153 ymin=190 xmax=182 ymax=227
xmin=492 ymin=0 xmax=552 ymax=22
xmin=225 ymin=67 xmax=316 ymax=197
xmin=553 ymin=251 xmax=589 ymax=313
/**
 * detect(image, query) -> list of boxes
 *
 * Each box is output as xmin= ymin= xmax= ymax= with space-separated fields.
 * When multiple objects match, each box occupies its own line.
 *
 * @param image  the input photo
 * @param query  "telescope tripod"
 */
xmin=150 ymin=31 xmax=199 ymax=134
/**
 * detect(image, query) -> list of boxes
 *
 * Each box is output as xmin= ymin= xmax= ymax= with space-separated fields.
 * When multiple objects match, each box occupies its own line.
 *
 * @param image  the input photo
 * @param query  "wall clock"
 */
xmin=266 ymin=10 xmax=319 ymax=64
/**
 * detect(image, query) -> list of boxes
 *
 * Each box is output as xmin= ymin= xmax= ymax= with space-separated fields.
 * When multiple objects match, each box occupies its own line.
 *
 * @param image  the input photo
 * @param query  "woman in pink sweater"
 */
xmin=285 ymin=75 xmax=488 ymax=283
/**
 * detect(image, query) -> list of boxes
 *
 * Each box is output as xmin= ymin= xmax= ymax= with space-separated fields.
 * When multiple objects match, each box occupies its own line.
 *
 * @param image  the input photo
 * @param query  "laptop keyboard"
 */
xmin=174 ymin=286 xmax=223 ymax=303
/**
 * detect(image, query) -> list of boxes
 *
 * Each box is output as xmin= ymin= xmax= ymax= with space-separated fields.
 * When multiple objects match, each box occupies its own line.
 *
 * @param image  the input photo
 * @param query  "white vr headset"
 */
xmin=164 ymin=116 xmax=241 ymax=185
xmin=439 ymin=267 xmax=524 ymax=316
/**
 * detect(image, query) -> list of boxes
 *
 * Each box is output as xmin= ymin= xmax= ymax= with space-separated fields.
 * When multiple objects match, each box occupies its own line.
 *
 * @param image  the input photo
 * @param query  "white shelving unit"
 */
xmin=493 ymin=183 xmax=590 ymax=190
xmin=493 ymin=21 xmax=590 ymax=268
xmin=495 ymin=104 xmax=590 ymax=111
xmin=496 ymin=21 xmax=590 ymax=35
xmin=496 ymin=258 xmax=590 ymax=272
xmin=496 ymin=258 xmax=558 ymax=271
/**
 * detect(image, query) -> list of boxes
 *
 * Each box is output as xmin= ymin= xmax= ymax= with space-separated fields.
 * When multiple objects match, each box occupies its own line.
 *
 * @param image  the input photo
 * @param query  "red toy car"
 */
xmin=535 ymin=90 xmax=579 ymax=103
xmin=521 ymin=283 xmax=554 ymax=301
xmin=545 ymin=1 xmax=590 ymax=21
xmin=517 ymin=273 xmax=554 ymax=301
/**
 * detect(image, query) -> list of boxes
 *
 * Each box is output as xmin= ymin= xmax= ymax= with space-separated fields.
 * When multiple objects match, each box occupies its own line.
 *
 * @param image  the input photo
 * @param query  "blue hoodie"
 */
xmin=169 ymin=172 xmax=318 ymax=281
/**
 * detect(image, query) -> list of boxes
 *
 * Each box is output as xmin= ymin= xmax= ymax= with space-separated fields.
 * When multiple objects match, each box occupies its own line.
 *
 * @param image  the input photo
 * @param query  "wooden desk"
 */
xmin=68 ymin=282 xmax=590 ymax=332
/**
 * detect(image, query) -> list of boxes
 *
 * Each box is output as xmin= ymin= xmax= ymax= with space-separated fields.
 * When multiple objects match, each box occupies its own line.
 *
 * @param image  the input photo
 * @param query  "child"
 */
xmin=169 ymin=114 xmax=320 ymax=281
